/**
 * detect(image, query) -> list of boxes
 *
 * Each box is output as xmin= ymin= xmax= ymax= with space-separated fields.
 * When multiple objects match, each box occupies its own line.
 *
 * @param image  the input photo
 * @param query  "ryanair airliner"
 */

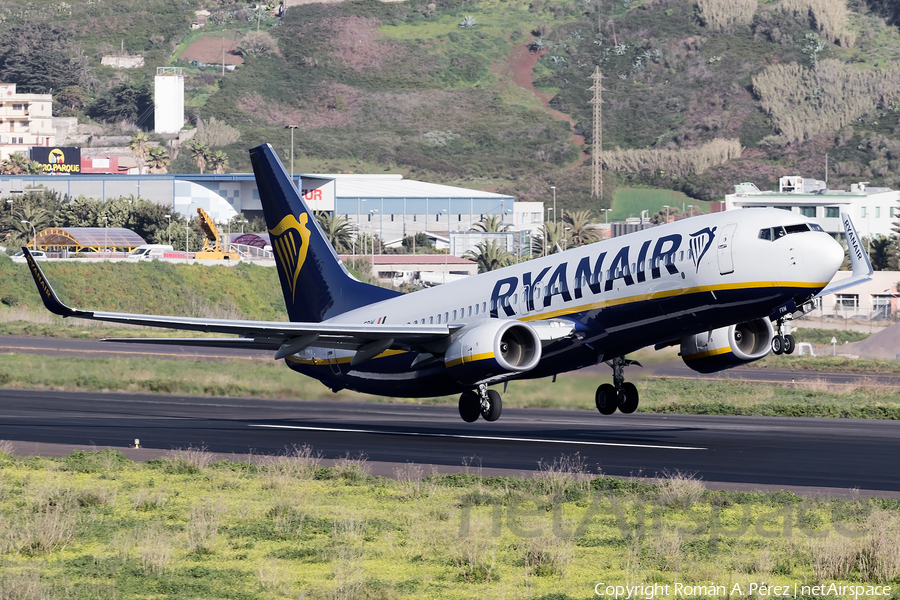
xmin=23 ymin=144 xmax=871 ymax=423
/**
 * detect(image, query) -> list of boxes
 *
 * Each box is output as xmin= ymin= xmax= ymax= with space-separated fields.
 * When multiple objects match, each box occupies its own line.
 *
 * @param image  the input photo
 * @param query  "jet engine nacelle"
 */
xmin=445 ymin=320 xmax=542 ymax=384
xmin=680 ymin=318 xmax=774 ymax=373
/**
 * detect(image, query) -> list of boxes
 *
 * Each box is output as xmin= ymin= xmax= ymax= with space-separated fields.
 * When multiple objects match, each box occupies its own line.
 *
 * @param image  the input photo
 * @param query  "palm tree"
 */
xmin=146 ymin=146 xmax=170 ymax=174
xmin=130 ymin=131 xmax=150 ymax=174
xmin=471 ymin=215 xmax=510 ymax=233
xmin=207 ymin=150 xmax=229 ymax=175
xmin=564 ymin=210 xmax=599 ymax=247
xmin=188 ymin=140 xmax=209 ymax=174
xmin=532 ymin=221 xmax=567 ymax=256
xmin=868 ymin=235 xmax=896 ymax=271
xmin=465 ymin=240 xmax=512 ymax=273
xmin=0 ymin=152 xmax=31 ymax=174
xmin=315 ymin=211 xmax=354 ymax=253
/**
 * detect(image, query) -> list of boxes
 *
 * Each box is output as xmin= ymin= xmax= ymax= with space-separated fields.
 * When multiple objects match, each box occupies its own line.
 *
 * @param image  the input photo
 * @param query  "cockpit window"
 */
xmin=760 ymin=223 xmax=822 ymax=240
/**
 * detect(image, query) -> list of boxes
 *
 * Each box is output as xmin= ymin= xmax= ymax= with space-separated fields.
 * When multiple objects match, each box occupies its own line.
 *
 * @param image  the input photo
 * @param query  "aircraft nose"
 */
xmin=805 ymin=233 xmax=844 ymax=284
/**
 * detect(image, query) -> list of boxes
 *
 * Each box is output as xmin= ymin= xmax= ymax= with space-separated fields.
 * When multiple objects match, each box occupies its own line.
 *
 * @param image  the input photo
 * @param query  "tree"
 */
xmin=188 ymin=141 xmax=209 ymax=175
xmin=88 ymin=80 xmax=153 ymax=125
xmin=0 ymin=153 xmax=42 ymax=175
xmin=471 ymin=215 xmax=510 ymax=233
xmin=532 ymin=222 xmax=567 ymax=256
xmin=315 ymin=211 xmax=354 ymax=253
xmin=194 ymin=117 xmax=241 ymax=148
xmin=0 ymin=22 xmax=88 ymax=94
xmin=146 ymin=146 xmax=170 ymax=174
xmin=207 ymin=150 xmax=229 ymax=175
xmin=401 ymin=232 xmax=435 ymax=253
xmin=236 ymin=31 xmax=279 ymax=57
xmin=465 ymin=240 xmax=512 ymax=273
xmin=130 ymin=132 xmax=150 ymax=174
xmin=867 ymin=235 xmax=896 ymax=271
xmin=564 ymin=210 xmax=599 ymax=247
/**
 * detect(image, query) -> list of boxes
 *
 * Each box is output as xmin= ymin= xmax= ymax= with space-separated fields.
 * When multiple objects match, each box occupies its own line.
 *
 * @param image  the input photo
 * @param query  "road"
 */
xmin=1 ymin=389 xmax=899 ymax=495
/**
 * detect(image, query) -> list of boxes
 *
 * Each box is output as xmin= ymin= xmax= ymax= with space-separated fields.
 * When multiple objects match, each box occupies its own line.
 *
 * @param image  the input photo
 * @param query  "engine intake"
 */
xmin=680 ymin=318 xmax=774 ymax=373
xmin=445 ymin=320 xmax=541 ymax=384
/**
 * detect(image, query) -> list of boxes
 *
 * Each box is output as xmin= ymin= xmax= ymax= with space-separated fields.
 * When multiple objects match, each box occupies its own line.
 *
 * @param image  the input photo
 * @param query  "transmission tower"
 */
xmin=589 ymin=66 xmax=603 ymax=202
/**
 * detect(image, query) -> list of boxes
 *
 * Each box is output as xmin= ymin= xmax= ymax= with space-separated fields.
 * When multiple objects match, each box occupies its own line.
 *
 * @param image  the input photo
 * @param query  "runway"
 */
xmin=2 ymin=388 xmax=899 ymax=494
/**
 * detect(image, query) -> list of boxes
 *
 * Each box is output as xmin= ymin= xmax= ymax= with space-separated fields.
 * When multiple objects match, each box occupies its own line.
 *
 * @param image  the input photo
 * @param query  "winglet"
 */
xmin=21 ymin=247 xmax=84 ymax=318
xmin=816 ymin=213 xmax=874 ymax=297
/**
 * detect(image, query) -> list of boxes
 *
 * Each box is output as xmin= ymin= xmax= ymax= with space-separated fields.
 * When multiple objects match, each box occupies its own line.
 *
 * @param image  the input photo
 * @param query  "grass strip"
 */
xmin=4 ymin=353 xmax=900 ymax=419
xmin=0 ymin=446 xmax=897 ymax=599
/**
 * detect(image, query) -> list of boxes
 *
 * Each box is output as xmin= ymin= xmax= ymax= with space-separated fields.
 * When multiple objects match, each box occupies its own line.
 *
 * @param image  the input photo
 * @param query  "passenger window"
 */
xmin=474 ymin=303 xmax=479 ymax=315
xmin=452 ymin=309 xmax=457 ymax=320
xmin=467 ymin=306 xmax=472 ymax=317
xmin=482 ymin=301 xmax=487 ymax=313
xmin=429 ymin=316 xmax=433 ymax=324
xmin=444 ymin=312 xmax=449 ymax=322
xmin=679 ymin=251 xmax=684 ymax=261
xmin=512 ymin=293 xmax=518 ymax=304
xmin=437 ymin=314 xmax=441 ymax=324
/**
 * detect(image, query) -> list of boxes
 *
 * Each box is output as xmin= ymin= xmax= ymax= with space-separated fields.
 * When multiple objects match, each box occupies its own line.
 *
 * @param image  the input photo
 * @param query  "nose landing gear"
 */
xmin=458 ymin=384 xmax=502 ymax=422
xmin=595 ymin=356 xmax=641 ymax=415
xmin=771 ymin=318 xmax=796 ymax=356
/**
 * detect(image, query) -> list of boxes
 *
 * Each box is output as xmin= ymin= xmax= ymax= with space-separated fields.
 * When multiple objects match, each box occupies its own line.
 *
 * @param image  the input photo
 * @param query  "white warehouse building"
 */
xmin=724 ymin=176 xmax=899 ymax=239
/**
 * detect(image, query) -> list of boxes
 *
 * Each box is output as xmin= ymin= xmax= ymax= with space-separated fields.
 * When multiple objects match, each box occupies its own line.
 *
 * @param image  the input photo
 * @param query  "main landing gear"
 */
xmin=771 ymin=318 xmax=796 ymax=356
xmin=459 ymin=384 xmax=502 ymax=423
xmin=595 ymin=356 xmax=641 ymax=415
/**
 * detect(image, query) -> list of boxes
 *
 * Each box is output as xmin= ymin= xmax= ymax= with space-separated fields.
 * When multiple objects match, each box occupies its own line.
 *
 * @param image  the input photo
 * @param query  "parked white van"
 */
xmin=126 ymin=244 xmax=175 ymax=261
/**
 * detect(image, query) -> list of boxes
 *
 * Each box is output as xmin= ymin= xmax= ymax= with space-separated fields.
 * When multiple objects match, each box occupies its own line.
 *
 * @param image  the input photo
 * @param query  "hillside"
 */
xmin=1 ymin=0 xmax=899 ymax=214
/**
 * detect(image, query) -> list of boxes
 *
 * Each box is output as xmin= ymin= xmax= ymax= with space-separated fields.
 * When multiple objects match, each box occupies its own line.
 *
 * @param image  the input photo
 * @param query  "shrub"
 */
xmin=697 ymin=0 xmax=758 ymax=32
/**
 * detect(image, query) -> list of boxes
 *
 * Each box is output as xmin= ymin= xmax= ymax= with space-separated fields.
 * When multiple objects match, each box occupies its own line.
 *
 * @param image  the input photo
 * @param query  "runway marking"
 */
xmin=249 ymin=424 xmax=707 ymax=450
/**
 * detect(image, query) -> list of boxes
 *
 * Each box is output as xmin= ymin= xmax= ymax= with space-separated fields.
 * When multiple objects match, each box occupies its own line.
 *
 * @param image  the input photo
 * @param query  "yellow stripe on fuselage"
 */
xmin=520 ymin=280 xmax=827 ymax=322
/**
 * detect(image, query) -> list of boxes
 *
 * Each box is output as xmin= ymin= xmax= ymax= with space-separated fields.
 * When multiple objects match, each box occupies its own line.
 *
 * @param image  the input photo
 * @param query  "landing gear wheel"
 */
xmin=458 ymin=391 xmax=480 ymax=423
xmin=772 ymin=335 xmax=785 ymax=355
xmin=595 ymin=383 xmax=618 ymax=415
xmin=481 ymin=389 xmax=502 ymax=422
xmin=783 ymin=334 xmax=796 ymax=355
xmin=618 ymin=381 xmax=639 ymax=414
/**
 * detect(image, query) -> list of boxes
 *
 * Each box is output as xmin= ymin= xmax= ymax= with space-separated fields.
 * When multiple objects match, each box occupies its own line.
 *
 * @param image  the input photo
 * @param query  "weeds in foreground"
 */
xmin=0 ymin=448 xmax=899 ymax=598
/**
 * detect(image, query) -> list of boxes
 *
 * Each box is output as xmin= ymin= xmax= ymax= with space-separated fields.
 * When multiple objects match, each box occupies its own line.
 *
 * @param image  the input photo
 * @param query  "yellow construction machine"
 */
xmin=194 ymin=207 xmax=241 ymax=260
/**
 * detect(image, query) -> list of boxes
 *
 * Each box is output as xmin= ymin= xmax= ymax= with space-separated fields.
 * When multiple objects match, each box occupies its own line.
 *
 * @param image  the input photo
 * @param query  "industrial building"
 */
xmin=0 ymin=172 xmax=540 ymax=253
xmin=724 ymin=176 xmax=899 ymax=239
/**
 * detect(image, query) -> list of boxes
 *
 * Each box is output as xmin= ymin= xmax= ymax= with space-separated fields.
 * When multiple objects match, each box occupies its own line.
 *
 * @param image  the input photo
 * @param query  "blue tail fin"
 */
xmin=249 ymin=143 xmax=400 ymax=323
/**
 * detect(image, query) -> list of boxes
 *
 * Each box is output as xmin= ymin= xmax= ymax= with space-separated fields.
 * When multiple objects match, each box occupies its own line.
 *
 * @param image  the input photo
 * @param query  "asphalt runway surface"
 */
xmin=2 ymin=388 xmax=900 ymax=495
xmin=3 ymin=335 xmax=900 ymax=494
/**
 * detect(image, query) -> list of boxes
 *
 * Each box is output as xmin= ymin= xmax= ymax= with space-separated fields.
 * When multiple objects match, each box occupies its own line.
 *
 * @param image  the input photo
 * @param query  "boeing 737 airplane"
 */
xmin=23 ymin=144 xmax=872 ymax=423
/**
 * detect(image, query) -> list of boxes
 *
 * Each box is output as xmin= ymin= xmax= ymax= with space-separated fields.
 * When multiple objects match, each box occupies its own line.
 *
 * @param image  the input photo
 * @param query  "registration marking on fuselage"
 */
xmin=249 ymin=424 xmax=706 ymax=450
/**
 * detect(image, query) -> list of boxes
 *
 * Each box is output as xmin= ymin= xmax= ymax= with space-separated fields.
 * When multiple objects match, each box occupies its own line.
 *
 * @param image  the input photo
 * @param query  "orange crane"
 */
xmin=194 ymin=207 xmax=241 ymax=260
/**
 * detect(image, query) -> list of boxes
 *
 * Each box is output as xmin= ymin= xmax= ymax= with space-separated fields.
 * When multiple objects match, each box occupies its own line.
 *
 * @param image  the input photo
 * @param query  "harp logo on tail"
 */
xmin=269 ymin=213 xmax=312 ymax=301
xmin=689 ymin=226 xmax=716 ymax=273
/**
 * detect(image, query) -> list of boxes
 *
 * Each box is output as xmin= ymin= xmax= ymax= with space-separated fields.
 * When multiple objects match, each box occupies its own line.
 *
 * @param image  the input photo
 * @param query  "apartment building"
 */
xmin=0 ymin=83 xmax=55 ymax=160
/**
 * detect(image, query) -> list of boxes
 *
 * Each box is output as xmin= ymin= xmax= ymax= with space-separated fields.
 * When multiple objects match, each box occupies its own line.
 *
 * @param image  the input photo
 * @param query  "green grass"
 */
xmin=0 ymin=255 xmax=288 ymax=321
xmin=5 ymin=352 xmax=900 ymax=419
xmin=0 ymin=447 xmax=898 ymax=599
xmin=610 ymin=188 xmax=709 ymax=221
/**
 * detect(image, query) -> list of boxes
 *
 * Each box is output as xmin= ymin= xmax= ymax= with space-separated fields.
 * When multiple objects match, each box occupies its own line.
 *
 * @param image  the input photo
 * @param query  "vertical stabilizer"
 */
xmin=249 ymin=143 xmax=399 ymax=322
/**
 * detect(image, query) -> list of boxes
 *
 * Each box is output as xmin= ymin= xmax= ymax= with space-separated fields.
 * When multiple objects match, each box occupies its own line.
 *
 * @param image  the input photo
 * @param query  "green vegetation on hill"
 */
xmin=0 ymin=0 xmax=898 ymax=215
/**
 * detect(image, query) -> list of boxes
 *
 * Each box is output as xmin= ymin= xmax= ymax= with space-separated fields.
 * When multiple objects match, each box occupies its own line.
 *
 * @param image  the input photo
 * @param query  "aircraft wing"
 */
xmin=816 ymin=212 xmax=874 ymax=297
xmin=21 ymin=248 xmax=457 ymax=357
